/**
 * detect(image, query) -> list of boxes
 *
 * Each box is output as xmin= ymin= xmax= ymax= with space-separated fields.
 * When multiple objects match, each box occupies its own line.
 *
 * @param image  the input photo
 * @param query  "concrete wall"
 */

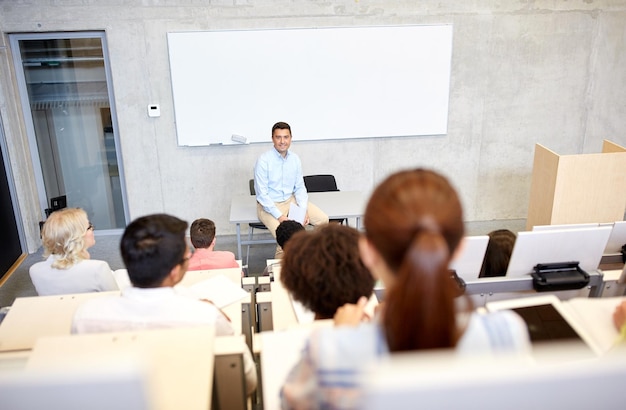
xmin=1 ymin=1 xmax=625 ymax=252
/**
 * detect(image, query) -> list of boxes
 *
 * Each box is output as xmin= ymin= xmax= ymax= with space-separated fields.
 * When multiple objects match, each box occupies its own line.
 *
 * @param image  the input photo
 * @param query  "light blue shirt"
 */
xmin=254 ymin=147 xmax=308 ymax=219
xmin=280 ymin=311 xmax=531 ymax=409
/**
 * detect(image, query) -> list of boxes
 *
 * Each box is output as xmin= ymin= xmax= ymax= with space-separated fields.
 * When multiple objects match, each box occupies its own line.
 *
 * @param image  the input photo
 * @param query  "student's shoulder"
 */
xmin=174 ymin=291 xmax=222 ymax=313
xmin=462 ymin=310 xmax=531 ymax=350
xmin=28 ymin=259 xmax=47 ymax=273
xmin=82 ymin=258 xmax=111 ymax=266
xmin=215 ymin=250 xmax=237 ymax=259
xmin=310 ymin=322 xmax=385 ymax=358
xmin=81 ymin=258 xmax=113 ymax=271
xmin=29 ymin=255 xmax=54 ymax=271
xmin=294 ymin=323 xmax=386 ymax=384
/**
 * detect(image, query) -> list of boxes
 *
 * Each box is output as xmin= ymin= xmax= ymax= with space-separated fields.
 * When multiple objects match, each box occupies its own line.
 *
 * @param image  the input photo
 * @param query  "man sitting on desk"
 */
xmin=72 ymin=213 xmax=257 ymax=394
xmin=254 ymin=121 xmax=329 ymax=257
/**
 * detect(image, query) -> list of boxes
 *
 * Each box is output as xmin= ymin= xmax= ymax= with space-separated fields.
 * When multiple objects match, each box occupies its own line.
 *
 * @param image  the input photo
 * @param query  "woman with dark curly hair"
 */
xmin=280 ymin=223 xmax=375 ymax=320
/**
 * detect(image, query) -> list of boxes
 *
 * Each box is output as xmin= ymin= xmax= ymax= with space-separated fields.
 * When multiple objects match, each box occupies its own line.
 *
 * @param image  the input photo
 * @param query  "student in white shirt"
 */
xmin=72 ymin=213 xmax=257 ymax=394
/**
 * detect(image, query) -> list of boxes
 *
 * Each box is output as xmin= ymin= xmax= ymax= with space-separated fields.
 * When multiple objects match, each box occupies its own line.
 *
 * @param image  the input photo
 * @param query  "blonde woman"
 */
xmin=29 ymin=208 xmax=118 ymax=295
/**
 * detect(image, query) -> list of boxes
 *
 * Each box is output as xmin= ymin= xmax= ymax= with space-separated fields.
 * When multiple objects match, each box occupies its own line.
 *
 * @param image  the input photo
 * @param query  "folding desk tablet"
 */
xmin=258 ymin=321 xmax=333 ymax=410
xmin=177 ymin=268 xmax=253 ymax=350
xmin=24 ymin=327 xmax=215 ymax=410
xmin=0 ymin=270 xmax=251 ymax=353
xmin=506 ymin=227 xmax=612 ymax=278
xmin=463 ymin=227 xmax=611 ymax=300
xmin=0 ymin=291 xmax=119 ymax=352
xmin=485 ymin=294 xmax=626 ymax=357
xmin=604 ymin=220 xmax=626 ymax=260
xmin=361 ymin=343 xmax=626 ymax=410
xmin=0 ymin=359 xmax=151 ymax=410
xmin=449 ymin=235 xmax=489 ymax=281
xmin=533 ymin=221 xmax=626 ymax=265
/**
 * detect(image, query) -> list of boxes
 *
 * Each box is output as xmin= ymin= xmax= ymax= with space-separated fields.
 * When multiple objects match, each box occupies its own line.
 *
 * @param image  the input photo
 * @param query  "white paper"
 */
xmin=564 ymin=297 xmax=623 ymax=354
xmin=183 ymin=275 xmax=249 ymax=308
xmin=288 ymin=202 xmax=306 ymax=225
xmin=291 ymin=299 xmax=315 ymax=324
xmin=113 ymin=269 xmax=131 ymax=290
xmin=290 ymin=293 xmax=378 ymax=324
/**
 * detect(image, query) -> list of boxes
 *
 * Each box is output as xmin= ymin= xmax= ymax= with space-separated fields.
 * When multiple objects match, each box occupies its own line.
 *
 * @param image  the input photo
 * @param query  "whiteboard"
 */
xmin=167 ymin=25 xmax=453 ymax=146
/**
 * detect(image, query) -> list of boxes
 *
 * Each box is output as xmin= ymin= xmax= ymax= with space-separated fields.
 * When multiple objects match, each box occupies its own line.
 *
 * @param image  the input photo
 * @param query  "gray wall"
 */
xmin=1 ymin=1 xmax=625 ymax=253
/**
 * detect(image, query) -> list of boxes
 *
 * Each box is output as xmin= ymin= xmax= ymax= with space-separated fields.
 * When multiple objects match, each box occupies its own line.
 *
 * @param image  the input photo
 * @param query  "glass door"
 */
xmin=11 ymin=32 xmax=127 ymax=231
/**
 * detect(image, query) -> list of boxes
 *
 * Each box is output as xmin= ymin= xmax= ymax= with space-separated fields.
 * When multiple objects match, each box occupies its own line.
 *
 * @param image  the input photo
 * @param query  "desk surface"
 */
xmin=259 ymin=321 xmax=333 ymax=410
xmin=26 ymin=327 xmax=215 ymax=410
xmin=229 ymin=191 xmax=367 ymax=223
xmin=0 ymin=291 xmax=118 ymax=352
xmin=0 ymin=272 xmax=249 ymax=352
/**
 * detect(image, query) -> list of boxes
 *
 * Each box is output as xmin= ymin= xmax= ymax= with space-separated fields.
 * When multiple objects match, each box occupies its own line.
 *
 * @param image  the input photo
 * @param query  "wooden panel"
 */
xmin=602 ymin=139 xmax=626 ymax=153
xmin=526 ymin=144 xmax=560 ymax=230
xmin=552 ymin=151 xmax=626 ymax=224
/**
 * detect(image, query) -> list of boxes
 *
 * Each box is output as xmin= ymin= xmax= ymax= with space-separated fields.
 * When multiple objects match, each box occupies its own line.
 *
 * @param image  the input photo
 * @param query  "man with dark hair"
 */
xmin=276 ymin=219 xmax=306 ymax=249
xmin=254 ymin=121 xmax=328 ymax=257
xmin=262 ymin=220 xmax=305 ymax=277
xmin=72 ymin=213 xmax=257 ymax=393
xmin=188 ymin=218 xmax=239 ymax=271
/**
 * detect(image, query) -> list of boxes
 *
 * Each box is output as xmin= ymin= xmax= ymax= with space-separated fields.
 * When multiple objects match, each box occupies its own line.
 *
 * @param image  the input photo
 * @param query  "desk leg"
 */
xmin=588 ymin=271 xmax=605 ymax=298
xmin=356 ymin=216 xmax=361 ymax=231
xmin=236 ymin=223 xmax=242 ymax=260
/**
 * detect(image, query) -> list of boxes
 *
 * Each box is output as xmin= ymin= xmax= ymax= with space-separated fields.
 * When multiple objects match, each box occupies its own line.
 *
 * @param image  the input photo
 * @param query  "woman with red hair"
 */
xmin=281 ymin=169 xmax=530 ymax=409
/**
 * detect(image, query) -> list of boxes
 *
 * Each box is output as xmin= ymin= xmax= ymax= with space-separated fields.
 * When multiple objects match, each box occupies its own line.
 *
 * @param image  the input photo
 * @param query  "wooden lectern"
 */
xmin=526 ymin=140 xmax=626 ymax=230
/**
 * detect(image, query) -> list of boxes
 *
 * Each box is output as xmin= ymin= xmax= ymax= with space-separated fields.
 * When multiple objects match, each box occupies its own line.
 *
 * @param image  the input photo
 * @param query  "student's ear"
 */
xmin=211 ymin=237 xmax=216 ymax=247
xmin=166 ymin=264 xmax=185 ymax=286
xmin=360 ymin=236 xmax=396 ymax=287
xmin=359 ymin=236 xmax=379 ymax=273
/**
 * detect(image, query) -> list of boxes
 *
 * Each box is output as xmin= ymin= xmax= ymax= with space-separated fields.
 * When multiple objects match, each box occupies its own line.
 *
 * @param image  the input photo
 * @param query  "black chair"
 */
xmin=303 ymin=174 xmax=346 ymax=224
xmin=247 ymin=179 xmax=270 ymax=267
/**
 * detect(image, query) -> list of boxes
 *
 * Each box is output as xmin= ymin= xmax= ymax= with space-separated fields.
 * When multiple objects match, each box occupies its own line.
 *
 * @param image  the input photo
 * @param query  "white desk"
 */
xmin=0 ymin=292 xmax=118 ymax=352
xmin=25 ymin=327 xmax=215 ymax=410
xmin=229 ymin=191 xmax=367 ymax=260
xmin=0 ymin=272 xmax=251 ymax=353
xmin=0 ymin=294 xmax=253 ymax=410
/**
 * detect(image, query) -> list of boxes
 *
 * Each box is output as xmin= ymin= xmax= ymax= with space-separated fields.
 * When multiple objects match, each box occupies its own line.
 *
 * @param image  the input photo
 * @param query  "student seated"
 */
xmin=281 ymin=169 xmax=531 ymax=409
xmin=72 ymin=213 xmax=257 ymax=394
xmin=29 ymin=208 xmax=118 ymax=296
xmin=280 ymin=223 xmax=375 ymax=319
xmin=187 ymin=218 xmax=239 ymax=271
xmin=479 ymin=229 xmax=517 ymax=278
xmin=262 ymin=220 xmax=305 ymax=277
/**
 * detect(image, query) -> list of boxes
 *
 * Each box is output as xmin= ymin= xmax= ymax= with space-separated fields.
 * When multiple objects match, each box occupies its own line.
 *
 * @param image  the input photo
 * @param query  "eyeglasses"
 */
xmin=87 ymin=222 xmax=95 ymax=232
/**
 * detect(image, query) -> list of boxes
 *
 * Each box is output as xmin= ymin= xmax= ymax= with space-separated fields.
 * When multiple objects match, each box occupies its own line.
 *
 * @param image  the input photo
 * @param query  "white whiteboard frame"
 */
xmin=167 ymin=25 xmax=453 ymax=146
